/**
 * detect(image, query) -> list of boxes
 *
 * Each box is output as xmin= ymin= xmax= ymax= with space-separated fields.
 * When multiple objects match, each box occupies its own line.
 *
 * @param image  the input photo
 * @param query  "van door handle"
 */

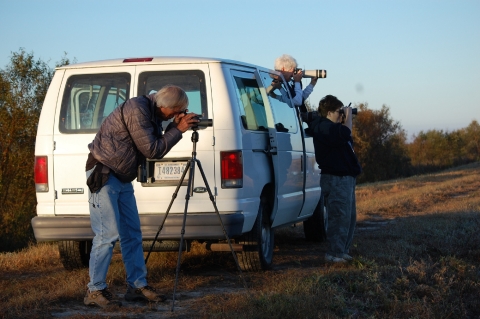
xmin=267 ymin=146 xmax=277 ymax=155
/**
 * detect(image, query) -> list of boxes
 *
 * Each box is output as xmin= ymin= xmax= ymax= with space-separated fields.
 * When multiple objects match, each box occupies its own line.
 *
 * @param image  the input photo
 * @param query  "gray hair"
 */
xmin=154 ymin=85 xmax=189 ymax=110
xmin=274 ymin=54 xmax=298 ymax=71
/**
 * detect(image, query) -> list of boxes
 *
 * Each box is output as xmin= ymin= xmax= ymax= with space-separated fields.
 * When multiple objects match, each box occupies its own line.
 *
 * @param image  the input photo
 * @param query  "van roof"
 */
xmin=56 ymin=56 xmax=265 ymax=70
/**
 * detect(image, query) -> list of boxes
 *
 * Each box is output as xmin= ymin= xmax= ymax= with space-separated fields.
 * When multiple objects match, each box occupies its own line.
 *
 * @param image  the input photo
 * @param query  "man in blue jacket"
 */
xmin=84 ymin=85 xmax=199 ymax=308
xmin=310 ymin=95 xmax=362 ymax=263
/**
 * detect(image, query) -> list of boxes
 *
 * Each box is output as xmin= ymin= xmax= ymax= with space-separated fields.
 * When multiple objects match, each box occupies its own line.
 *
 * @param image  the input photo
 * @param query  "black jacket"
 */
xmin=88 ymin=94 xmax=183 ymax=182
xmin=310 ymin=116 xmax=362 ymax=177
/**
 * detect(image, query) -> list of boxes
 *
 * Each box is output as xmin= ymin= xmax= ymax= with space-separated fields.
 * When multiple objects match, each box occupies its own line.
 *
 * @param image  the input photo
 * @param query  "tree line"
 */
xmin=1 ymin=49 xmax=479 ymax=251
xmin=351 ymin=104 xmax=480 ymax=183
xmin=0 ymin=49 xmax=72 ymax=251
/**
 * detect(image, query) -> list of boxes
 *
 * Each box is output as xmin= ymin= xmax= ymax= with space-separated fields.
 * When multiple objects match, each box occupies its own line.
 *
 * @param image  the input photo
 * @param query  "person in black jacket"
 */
xmin=310 ymin=95 xmax=361 ymax=263
xmin=84 ymin=85 xmax=199 ymax=308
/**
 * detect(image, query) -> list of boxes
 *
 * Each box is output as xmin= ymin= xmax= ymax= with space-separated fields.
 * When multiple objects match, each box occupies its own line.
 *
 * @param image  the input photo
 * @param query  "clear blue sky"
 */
xmin=1 ymin=0 xmax=479 ymax=139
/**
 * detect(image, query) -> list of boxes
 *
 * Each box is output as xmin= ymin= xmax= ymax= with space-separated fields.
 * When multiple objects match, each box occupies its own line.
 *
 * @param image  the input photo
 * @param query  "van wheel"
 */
xmin=58 ymin=240 xmax=92 ymax=270
xmin=236 ymin=197 xmax=274 ymax=271
xmin=303 ymin=194 xmax=327 ymax=242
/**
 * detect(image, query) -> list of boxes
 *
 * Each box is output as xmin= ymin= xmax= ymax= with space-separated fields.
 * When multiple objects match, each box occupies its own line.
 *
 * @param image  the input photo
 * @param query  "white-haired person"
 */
xmin=84 ymin=85 xmax=199 ymax=308
xmin=270 ymin=54 xmax=318 ymax=112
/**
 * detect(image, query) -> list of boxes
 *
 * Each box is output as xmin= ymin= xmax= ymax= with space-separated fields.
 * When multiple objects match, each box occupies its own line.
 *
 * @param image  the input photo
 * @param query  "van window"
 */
xmin=137 ymin=70 xmax=207 ymax=118
xmin=59 ymin=73 xmax=130 ymax=133
xmin=233 ymin=76 xmax=268 ymax=131
xmin=259 ymin=71 xmax=298 ymax=133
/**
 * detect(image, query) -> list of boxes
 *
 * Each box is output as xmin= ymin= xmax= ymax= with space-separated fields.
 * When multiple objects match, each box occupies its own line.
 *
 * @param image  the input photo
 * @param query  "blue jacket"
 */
xmin=310 ymin=116 xmax=362 ymax=177
xmin=88 ymin=94 xmax=183 ymax=182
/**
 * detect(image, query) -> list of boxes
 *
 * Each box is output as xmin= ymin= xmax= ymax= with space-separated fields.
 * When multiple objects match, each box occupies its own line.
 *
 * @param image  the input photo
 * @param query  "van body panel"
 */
xmin=35 ymin=70 xmax=65 ymax=216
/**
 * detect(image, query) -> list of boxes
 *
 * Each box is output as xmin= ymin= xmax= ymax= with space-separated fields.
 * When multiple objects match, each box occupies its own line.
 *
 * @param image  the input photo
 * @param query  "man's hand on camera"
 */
xmin=310 ymin=77 xmax=319 ymax=86
xmin=293 ymin=70 xmax=303 ymax=82
xmin=342 ymin=106 xmax=353 ymax=130
xmin=176 ymin=112 xmax=200 ymax=133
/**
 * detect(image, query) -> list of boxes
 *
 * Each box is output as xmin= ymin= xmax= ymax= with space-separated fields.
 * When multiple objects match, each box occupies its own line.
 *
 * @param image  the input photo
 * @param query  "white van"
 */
xmin=32 ymin=56 xmax=326 ymax=271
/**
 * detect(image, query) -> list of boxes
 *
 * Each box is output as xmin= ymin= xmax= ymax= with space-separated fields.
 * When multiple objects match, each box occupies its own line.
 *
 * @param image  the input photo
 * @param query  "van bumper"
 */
xmin=32 ymin=213 xmax=244 ymax=242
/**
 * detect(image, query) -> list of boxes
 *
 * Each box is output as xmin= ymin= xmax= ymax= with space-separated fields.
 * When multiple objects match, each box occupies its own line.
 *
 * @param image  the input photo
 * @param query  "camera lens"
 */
xmin=339 ymin=108 xmax=358 ymax=115
xmin=191 ymin=116 xmax=213 ymax=129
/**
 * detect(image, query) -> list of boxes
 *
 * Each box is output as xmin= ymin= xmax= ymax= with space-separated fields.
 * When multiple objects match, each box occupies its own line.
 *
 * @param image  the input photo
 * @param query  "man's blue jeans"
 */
xmin=86 ymin=168 xmax=147 ymax=292
xmin=320 ymin=174 xmax=357 ymax=258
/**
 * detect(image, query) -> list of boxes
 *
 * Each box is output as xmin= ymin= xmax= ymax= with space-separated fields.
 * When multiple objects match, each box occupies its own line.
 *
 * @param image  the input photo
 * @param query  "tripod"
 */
xmin=145 ymin=128 xmax=247 ymax=312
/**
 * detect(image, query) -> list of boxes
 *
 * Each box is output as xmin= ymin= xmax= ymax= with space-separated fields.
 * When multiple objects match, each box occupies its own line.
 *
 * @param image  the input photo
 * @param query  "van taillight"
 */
xmin=35 ymin=156 xmax=49 ymax=192
xmin=221 ymin=151 xmax=243 ymax=188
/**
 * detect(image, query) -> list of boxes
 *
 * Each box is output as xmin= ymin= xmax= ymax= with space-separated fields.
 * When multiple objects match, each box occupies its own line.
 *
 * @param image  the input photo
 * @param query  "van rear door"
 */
xmin=53 ymin=67 xmax=133 ymax=215
xmin=132 ymin=64 xmax=215 ymax=214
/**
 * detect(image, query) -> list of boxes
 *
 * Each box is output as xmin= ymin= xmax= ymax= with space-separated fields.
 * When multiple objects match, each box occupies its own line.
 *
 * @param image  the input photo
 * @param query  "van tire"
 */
xmin=303 ymin=194 xmax=327 ymax=242
xmin=58 ymin=240 xmax=92 ymax=270
xmin=236 ymin=197 xmax=274 ymax=271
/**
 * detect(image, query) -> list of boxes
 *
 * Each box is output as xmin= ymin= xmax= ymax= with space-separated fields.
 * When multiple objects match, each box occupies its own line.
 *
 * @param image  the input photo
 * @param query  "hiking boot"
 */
xmin=325 ymin=253 xmax=347 ymax=263
xmin=125 ymin=285 xmax=166 ymax=302
xmin=84 ymin=288 xmax=122 ymax=308
xmin=342 ymin=253 xmax=353 ymax=261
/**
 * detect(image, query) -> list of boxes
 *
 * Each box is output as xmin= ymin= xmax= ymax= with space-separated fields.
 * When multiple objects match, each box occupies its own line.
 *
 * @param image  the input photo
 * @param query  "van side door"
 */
xmin=257 ymin=71 xmax=305 ymax=228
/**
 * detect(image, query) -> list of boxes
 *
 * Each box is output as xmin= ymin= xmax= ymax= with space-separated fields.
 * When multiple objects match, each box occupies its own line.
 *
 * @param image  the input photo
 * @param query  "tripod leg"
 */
xmin=171 ymin=159 xmax=196 ymax=312
xmin=169 ymin=130 xmax=249 ymax=312
xmin=145 ymin=161 xmax=191 ymax=264
xmin=195 ymin=159 xmax=248 ymax=290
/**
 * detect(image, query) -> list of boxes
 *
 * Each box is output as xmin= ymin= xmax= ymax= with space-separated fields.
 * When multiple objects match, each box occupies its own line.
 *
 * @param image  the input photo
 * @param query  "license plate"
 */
xmin=154 ymin=162 xmax=188 ymax=181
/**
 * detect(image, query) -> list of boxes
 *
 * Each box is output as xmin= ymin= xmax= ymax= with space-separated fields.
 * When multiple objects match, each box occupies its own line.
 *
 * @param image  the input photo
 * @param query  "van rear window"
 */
xmin=137 ymin=70 xmax=207 ymax=118
xmin=59 ymin=73 xmax=130 ymax=133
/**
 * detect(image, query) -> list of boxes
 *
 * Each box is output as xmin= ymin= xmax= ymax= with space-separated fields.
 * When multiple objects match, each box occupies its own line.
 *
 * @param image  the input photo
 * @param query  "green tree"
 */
xmin=0 ymin=49 xmax=72 ymax=251
xmin=408 ymin=120 xmax=479 ymax=173
xmin=461 ymin=120 xmax=480 ymax=161
xmin=352 ymin=103 xmax=412 ymax=183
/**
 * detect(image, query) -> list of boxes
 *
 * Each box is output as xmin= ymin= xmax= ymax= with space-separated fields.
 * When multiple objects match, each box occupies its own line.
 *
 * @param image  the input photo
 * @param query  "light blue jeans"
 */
xmin=86 ymin=168 xmax=147 ymax=292
xmin=320 ymin=174 xmax=357 ymax=258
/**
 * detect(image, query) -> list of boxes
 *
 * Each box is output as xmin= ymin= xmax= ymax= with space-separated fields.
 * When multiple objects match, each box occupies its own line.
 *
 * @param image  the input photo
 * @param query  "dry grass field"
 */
xmin=1 ymin=162 xmax=479 ymax=319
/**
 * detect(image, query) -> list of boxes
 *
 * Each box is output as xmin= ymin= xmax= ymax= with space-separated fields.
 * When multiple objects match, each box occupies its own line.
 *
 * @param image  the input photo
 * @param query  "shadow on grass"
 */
xmin=197 ymin=210 xmax=480 ymax=319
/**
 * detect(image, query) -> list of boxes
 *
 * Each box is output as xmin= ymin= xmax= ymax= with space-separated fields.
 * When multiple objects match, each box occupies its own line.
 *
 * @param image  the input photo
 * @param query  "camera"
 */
xmin=191 ymin=114 xmax=213 ymax=129
xmin=338 ymin=104 xmax=357 ymax=115
xmin=182 ymin=111 xmax=213 ymax=129
xmin=338 ymin=108 xmax=357 ymax=115
xmin=293 ymin=68 xmax=327 ymax=79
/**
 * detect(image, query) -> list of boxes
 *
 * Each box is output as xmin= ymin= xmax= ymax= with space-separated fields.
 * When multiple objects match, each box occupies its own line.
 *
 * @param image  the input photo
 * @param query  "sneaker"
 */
xmin=342 ymin=253 xmax=353 ymax=261
xmin=325 ymin=253 xmax=347 ymax=263
xmin=125 ymin=285 xmax=167 ymax=302
xmin=84 ymin=288 xmax=122 ymax=308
